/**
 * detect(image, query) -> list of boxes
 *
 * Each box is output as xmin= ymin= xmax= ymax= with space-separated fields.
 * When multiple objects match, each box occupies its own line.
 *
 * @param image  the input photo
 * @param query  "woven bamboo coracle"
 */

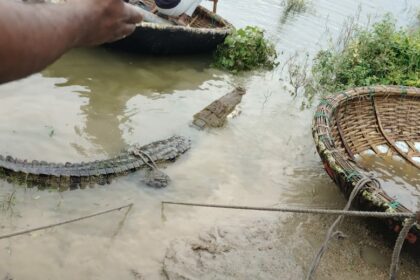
xmin=312 ymin=85 xmax=420 ymax=251
xmin=138 ymin=0 xmax=229 ymax=29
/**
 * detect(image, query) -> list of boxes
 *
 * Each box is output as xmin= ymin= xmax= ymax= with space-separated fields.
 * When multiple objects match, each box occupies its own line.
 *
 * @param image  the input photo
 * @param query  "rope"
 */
xmin=389 ymin=216 xmax=417 ymax=280
xmin=306 ymin=174 xmax=380 ymax=280
xmin=162 ymin=191 xmax=419 ymax=280
xmin=161 ymin=201 xmax=416 ymax=219
xmin=131 ymin=149 xmax=159 ymax=170
xmin=0 ymin=203 xmax=133 ymax=241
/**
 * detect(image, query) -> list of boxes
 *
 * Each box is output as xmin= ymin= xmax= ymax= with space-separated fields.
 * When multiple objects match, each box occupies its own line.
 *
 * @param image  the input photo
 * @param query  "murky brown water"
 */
xmin=358 ymin=154 xmax=420 ymax=212
xmin=0 ymin=0 xmax=420 ymax=279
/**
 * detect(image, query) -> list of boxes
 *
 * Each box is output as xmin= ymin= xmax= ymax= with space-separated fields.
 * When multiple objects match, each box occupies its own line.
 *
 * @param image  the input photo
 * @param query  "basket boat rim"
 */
xmin=136 ymin=4 xmax=234 ymax=35
xmin=312 ymin=85 xmax=420 ymax=218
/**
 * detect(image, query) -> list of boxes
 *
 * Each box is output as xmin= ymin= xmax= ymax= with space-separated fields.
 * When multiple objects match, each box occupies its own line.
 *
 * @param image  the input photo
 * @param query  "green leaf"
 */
xmin=213 ymin=26 xmax=278 ymax=73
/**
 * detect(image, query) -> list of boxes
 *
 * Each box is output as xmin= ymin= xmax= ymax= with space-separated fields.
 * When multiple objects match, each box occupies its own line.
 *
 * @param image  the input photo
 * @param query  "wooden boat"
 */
xmin=312 ymin=85 xmax=420 ymax=251
xmin=108 ymin=0 xmax=234 ymax=55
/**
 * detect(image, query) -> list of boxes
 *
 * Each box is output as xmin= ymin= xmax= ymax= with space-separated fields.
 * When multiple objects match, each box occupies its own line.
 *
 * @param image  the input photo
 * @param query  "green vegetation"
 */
xmin=282 ymin=0 xmax=309 ymax=15
xmin=280 ymin=0 xmax=310 ymax=23
xmin=213 ymin=26 xmax=278 ymax=73
xmin=307 ymin=16 xmax=420 ymax=95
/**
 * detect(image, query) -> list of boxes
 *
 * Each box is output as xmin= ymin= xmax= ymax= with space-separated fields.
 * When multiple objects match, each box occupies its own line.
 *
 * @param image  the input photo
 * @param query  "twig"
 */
xmin=261 ymin=90 xmax=273 ymax=110
xmin=6 ymin=190 xmax=16 ymax=212
xmin=111 ymin=203 xmax=133 ymax=238
xmin=0 ymin=190 xmax=16 ymax=215
xmin=0 ymin=203 xmax=133 ymax=241
xmin=188 ymin=15 xmax=199 ymax=27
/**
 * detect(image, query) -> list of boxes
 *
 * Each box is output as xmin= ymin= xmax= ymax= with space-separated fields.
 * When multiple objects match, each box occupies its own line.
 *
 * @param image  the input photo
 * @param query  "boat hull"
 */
xmin=107 ymin=23 xmax=231 ymax=55
xmin=312 ymin=85 xmax=420 ymax=253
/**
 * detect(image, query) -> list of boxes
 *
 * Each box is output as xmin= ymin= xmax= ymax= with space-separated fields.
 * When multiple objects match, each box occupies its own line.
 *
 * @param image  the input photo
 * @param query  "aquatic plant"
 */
xmin=281 ymin=0 xmax=309 ymax=15
xmin=213 ymin=26 xmax=278 ymax=73
xmin=282 ymin=52 xmax=311 ymax=96
xmin=279 ymin=0 xmax=311 ymax=24
xmin=307 ymin=16 xmax=420 ymax=95
xmin=0 ymin=190 xmax=16 ymax=214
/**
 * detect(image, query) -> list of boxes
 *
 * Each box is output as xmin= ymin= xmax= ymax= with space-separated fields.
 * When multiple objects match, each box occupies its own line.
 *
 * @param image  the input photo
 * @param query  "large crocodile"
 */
xmin=0 ymin=136 xmax=190 ymax=190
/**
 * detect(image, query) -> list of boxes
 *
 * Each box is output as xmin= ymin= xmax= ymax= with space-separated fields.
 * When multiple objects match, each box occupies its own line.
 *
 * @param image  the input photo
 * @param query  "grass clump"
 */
xmin=282 ymin=0 xmax=309 ymax=15
xmin=213 ymin=26 xmax=278 ymax=73
xmin=308 ymin=16 xmax=420 ymax=94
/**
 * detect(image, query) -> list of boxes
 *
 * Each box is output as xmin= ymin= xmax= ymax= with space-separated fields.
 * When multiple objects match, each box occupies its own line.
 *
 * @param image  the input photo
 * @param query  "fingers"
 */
xmin=69 ymin=0 xmax=142 ymax=46
xmin=106 ymin=2 xmax=142 ymax=43
xmin=123 ymin=3 xmax=143 ymax=24
xmin=109 ymin=23 xmax=136 ymax=42
xmin=122 ymin=24 xmax=136 ymax=38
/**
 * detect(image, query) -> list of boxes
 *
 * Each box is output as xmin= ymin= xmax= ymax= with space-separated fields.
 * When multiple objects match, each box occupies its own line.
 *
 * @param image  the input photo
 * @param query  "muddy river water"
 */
xmin=0 ymin=0 xmax=420 ymax=279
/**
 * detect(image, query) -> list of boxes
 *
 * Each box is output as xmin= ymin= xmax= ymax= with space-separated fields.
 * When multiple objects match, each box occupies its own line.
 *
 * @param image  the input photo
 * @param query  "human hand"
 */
xmin=68 ymin=0 xmax=142 ymax=46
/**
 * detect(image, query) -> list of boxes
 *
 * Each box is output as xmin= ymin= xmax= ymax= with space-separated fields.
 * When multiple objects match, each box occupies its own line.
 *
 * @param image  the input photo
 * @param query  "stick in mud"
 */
xmin=192 ymin=87 xmax=246 ymax=129
xmin=0 ymin=203 xmax=133 ymax=241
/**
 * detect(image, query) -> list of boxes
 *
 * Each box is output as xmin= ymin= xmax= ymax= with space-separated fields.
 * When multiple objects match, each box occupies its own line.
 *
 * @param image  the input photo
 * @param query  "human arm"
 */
xmin=0 ymin=0 xmax=142 ymax=84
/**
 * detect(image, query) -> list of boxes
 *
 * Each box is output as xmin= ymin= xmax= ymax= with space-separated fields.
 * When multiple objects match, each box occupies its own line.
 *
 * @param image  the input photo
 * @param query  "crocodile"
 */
xmin=193 ymin=87 xmax=246 ymax=129
xmin=0 ymin=136 xmax=190 ymax=190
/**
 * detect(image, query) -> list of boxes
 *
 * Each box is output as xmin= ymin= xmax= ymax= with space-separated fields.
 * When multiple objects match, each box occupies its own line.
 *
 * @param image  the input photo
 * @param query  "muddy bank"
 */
xmin=162 ymin=215 xmax=420 ymax=280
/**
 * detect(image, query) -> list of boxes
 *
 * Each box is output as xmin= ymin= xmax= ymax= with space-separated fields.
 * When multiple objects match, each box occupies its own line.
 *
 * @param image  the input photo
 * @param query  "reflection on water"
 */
xmin=358 ymin=155 xmax=420 ymax=212
xmin=43 ymin=48 xmax=218 ymax=155
xmin=0 ymin=0 xmax=419 ymax=279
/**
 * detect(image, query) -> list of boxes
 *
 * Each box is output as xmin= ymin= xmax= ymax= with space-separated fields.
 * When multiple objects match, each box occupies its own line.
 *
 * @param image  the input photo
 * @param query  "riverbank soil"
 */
xmin=163 ymin=215 xmax=420 ymax=280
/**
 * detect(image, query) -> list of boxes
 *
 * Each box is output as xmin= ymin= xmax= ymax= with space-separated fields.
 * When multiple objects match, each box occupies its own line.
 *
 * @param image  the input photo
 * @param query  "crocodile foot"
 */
xmin=143 ymin=169 xmax=171 ymax=188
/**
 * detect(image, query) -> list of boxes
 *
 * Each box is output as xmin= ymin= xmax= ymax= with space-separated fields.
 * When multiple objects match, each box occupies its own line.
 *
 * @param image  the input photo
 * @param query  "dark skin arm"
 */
xmin=0 ymin=0 xmax=142 ymax=84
